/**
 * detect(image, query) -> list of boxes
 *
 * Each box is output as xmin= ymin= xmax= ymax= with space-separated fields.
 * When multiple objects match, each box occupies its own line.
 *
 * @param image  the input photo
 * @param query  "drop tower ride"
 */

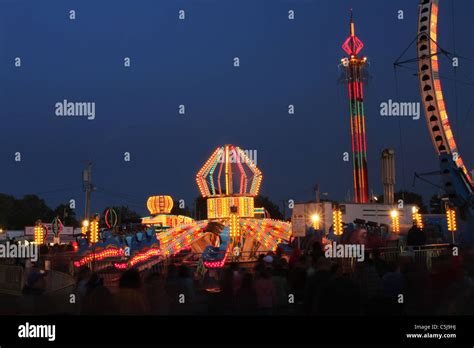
xmin=341 ymin=11 xmax=369 ymax=203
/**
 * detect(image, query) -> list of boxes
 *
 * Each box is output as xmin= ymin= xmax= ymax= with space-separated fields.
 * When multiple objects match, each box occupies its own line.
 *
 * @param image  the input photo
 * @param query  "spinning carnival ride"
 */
xmin=156 ymin=144 xmax=292 ymax=268
xmin=75 ymin=144 xmax=292 ymax=270
xmin=416 ymin=0 xmax=474 ymax=242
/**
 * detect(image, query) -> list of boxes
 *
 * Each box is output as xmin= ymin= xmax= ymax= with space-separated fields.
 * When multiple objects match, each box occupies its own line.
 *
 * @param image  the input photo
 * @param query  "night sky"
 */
xmin=0 ymin=0 xmax=473 ymax=218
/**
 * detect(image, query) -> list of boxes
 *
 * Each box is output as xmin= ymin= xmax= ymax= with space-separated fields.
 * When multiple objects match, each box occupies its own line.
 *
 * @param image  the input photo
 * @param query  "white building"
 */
xmin=291 ymin=201 xmax=416 ymax=236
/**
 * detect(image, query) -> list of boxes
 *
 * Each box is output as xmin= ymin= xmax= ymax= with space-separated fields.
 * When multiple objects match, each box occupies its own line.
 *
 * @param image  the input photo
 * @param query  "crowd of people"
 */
xmin=60 ymin=243 xmax=474 ymax=316
xmin=10 ymin=240 xmax=474 ymax=316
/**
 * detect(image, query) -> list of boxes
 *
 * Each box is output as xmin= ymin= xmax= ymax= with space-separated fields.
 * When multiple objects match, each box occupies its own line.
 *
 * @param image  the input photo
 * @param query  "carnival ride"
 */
xmin=416 ymin=0 xmax=474 ymax=242
xmin=320 ymin=0 xmax=474 ymax=246
xmin=71 ymin=4 xmax=474 ymax=277
xmin=154 ymin=144 xmax=292 ymax=268
xmin=74 ymin=228 xmax=161 ymax=270
xmin=74 ymin=144 xmax=293 ymax=270
xmin=341 ymin=11 xmax=370 ymax=203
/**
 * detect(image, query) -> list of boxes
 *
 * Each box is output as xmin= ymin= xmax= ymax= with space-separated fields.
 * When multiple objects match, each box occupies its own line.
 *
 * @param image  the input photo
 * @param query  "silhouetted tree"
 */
xmin=429 ymin=194 xmax=444 ymax=214
xmin=0 ymin=194 xmax=55 ymax=229
xmin=194 ymin=196 xmax=207 ymax=220
xmin=0 ymin=194 xmax=15 ymax=228
xmin=171 ymin=200 xmax=192 ymax=217
xmin=377 ymin=190 xmax=427 ymax=213
xmin=192 ymin=195 xmax=283 ymax=220
xmin=254 ymin=195 xmax=284 ymax=220
xmin=53 ymin=203 xmax=79 ymax=227
xmin=101 ymin=206 xmax=141 ymax=226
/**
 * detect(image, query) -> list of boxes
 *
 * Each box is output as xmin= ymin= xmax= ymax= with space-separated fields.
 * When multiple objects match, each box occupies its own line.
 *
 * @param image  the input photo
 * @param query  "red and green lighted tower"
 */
xmin=341 ymin=11 xmax=369 ymax=203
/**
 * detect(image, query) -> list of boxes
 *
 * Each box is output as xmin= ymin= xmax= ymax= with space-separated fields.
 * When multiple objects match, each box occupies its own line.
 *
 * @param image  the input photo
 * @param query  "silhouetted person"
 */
xmin=272 ymin=264 xmax=289 ymax=314
xmin=81 ymin=273 xmax=118 ymax=315
xmin=177 ymin=264 xmax=195 ymax=302
xmin=210 ymin=267 xmax=235 ymax=315
xmin=74 ymin=266 xmax=91 ymax=310
xmin=372 ymin=249 xmax=390 ymax=277
xmin=304 ymin=257 xmax=332 ymax=314
xmin=21 ymin=270 xmax=48 ymax=314
xmin=406 ymin=223 xmax=426 ymax=246
xmin=353 ymin=257 xmax=381 ymax=304
xmin=255 ymin=268 xmax=277 ymax=314
xmin=288 ymin=255 xmax=307 ymax=308
xmin=236 ymin=272 xmax=257 ymax=315
xmin=116 ymin=269 xmax=148 ymax=315
xmin=145 ymin=271 xmax=171 ymax=315
xmin=319 ymin=276 xmax=361 ymax=316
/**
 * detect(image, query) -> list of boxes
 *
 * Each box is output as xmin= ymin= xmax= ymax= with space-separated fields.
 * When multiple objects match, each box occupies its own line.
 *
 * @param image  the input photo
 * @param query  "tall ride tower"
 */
xmin=341 ymin=11 xmax=369 ymax=203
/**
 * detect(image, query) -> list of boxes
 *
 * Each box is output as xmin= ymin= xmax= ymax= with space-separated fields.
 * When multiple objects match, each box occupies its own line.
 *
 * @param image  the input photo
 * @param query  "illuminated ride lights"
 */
xmin=147 ymin=195 xmax=174 ymax=215
xmin=104 ymin=208 xmax=118 ymax=229
xmin=414 ymin=0 xmax=474 ymax=243
xmin=74 ymin=226 xmax=162 ymax=269
xmin=203 ymin=250 xmax=229 ymax=269
xmin=142 ymin=195 xmax=195 ymax=228
xmin=240 ymin=218 xmax=292 ymax=251
xmin=254 ymin=207 xmax=266 ymax=218
xmin=193 ymin=144 xmax=291 ymax=261
xmin=141 ymin=213 xmax=195 ymax=228
xmin=81 ymin=219 xmax=89 ymax=235
xmin=332 ymin=209 xmax=343 ymax=236
xmin=157 ymin=220 xmax=209 ymax=256
xmin=113 ymin=262 xmax=128 ymax=270
xmin=51 ymin=216 xmax=63 ymax=238
xmin=390 ymin=210 xmax=400 ymax=233
xmin=129 ymin=248 xmax=161 ymax=267
xmin=446 ymin=208 xmax=457 ymax=232
xmin=202 ymin=226 xmax=231 ymax=269
xmin=417 ymin=0 xmax=473 ymax=188
xmin=311 ymin=214 xmax=321 ymax=230
xmin=74 ymin=247 xmax=125 ymax=267
xmin=158 ymin=143 xmax=285 ymax=260
xmin=89 ymin=217 xmax=99 ymax=244
xmin=75 ymin=238 xmax=162 ymax=270
xmin=157 ymin=218 xmax=291 ymax=267
xmin=341 ymin=11 xmax=370 ymax=203
xmin=207 ymin=196 xmax=254 ymax=219
xmin=34 ymin=223 xmax=46 ymax=245
xmin=196 ymin=144 xmax=262 ymax=200
xmin=75 ymin=144 xmax=292 ymax=270
xmin=113 ymin=248 xmax=162 ymax=269
xmin=412 ymin=207 xmax=424 ymax=230
xmin=415 ymin=213 xmax=424 ymax=230
xmin=229 ymin=211 xmax=240 ymax=239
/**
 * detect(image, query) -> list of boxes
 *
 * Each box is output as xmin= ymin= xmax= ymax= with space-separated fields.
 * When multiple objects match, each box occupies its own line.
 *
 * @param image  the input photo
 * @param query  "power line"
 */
xmin=94 ymin=190 xmax=145 ymax=211
xmin=32 ymin=187 xmax=82 ymax=196
xmin=96 ymin=187 xmax=145 ymax=202
xmin=94 ymin=188 xmax=145 ymax=206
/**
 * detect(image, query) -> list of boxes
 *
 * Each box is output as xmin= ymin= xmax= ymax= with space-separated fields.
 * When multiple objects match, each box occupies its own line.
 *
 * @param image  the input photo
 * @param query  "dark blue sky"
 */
xmin=0 ymin=0 xmax=473 ymax=217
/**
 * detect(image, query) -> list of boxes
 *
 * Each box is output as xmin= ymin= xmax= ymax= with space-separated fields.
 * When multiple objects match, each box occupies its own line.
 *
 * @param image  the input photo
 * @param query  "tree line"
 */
xmin=0 ymin=191 xmax=443 ymax=230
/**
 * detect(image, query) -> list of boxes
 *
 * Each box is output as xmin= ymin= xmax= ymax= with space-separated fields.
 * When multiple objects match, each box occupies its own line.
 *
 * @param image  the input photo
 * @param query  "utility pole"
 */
xmin=194 ymin=198 xmax=198 ymax=220
xmin=280 ymin=199 xmax=287 ymax=220
xmin=82 ymin=162 xmax=94 ymax=221
xmin=314 ymin=184 xmax=320 ymax=203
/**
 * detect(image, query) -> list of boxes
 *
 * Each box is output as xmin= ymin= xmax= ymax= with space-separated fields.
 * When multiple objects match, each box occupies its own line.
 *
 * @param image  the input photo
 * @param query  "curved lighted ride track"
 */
xmin=74 ymin=229 xmax=161 ymax=271
xmin=417 ymin=0 xmax=474 ymax=239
